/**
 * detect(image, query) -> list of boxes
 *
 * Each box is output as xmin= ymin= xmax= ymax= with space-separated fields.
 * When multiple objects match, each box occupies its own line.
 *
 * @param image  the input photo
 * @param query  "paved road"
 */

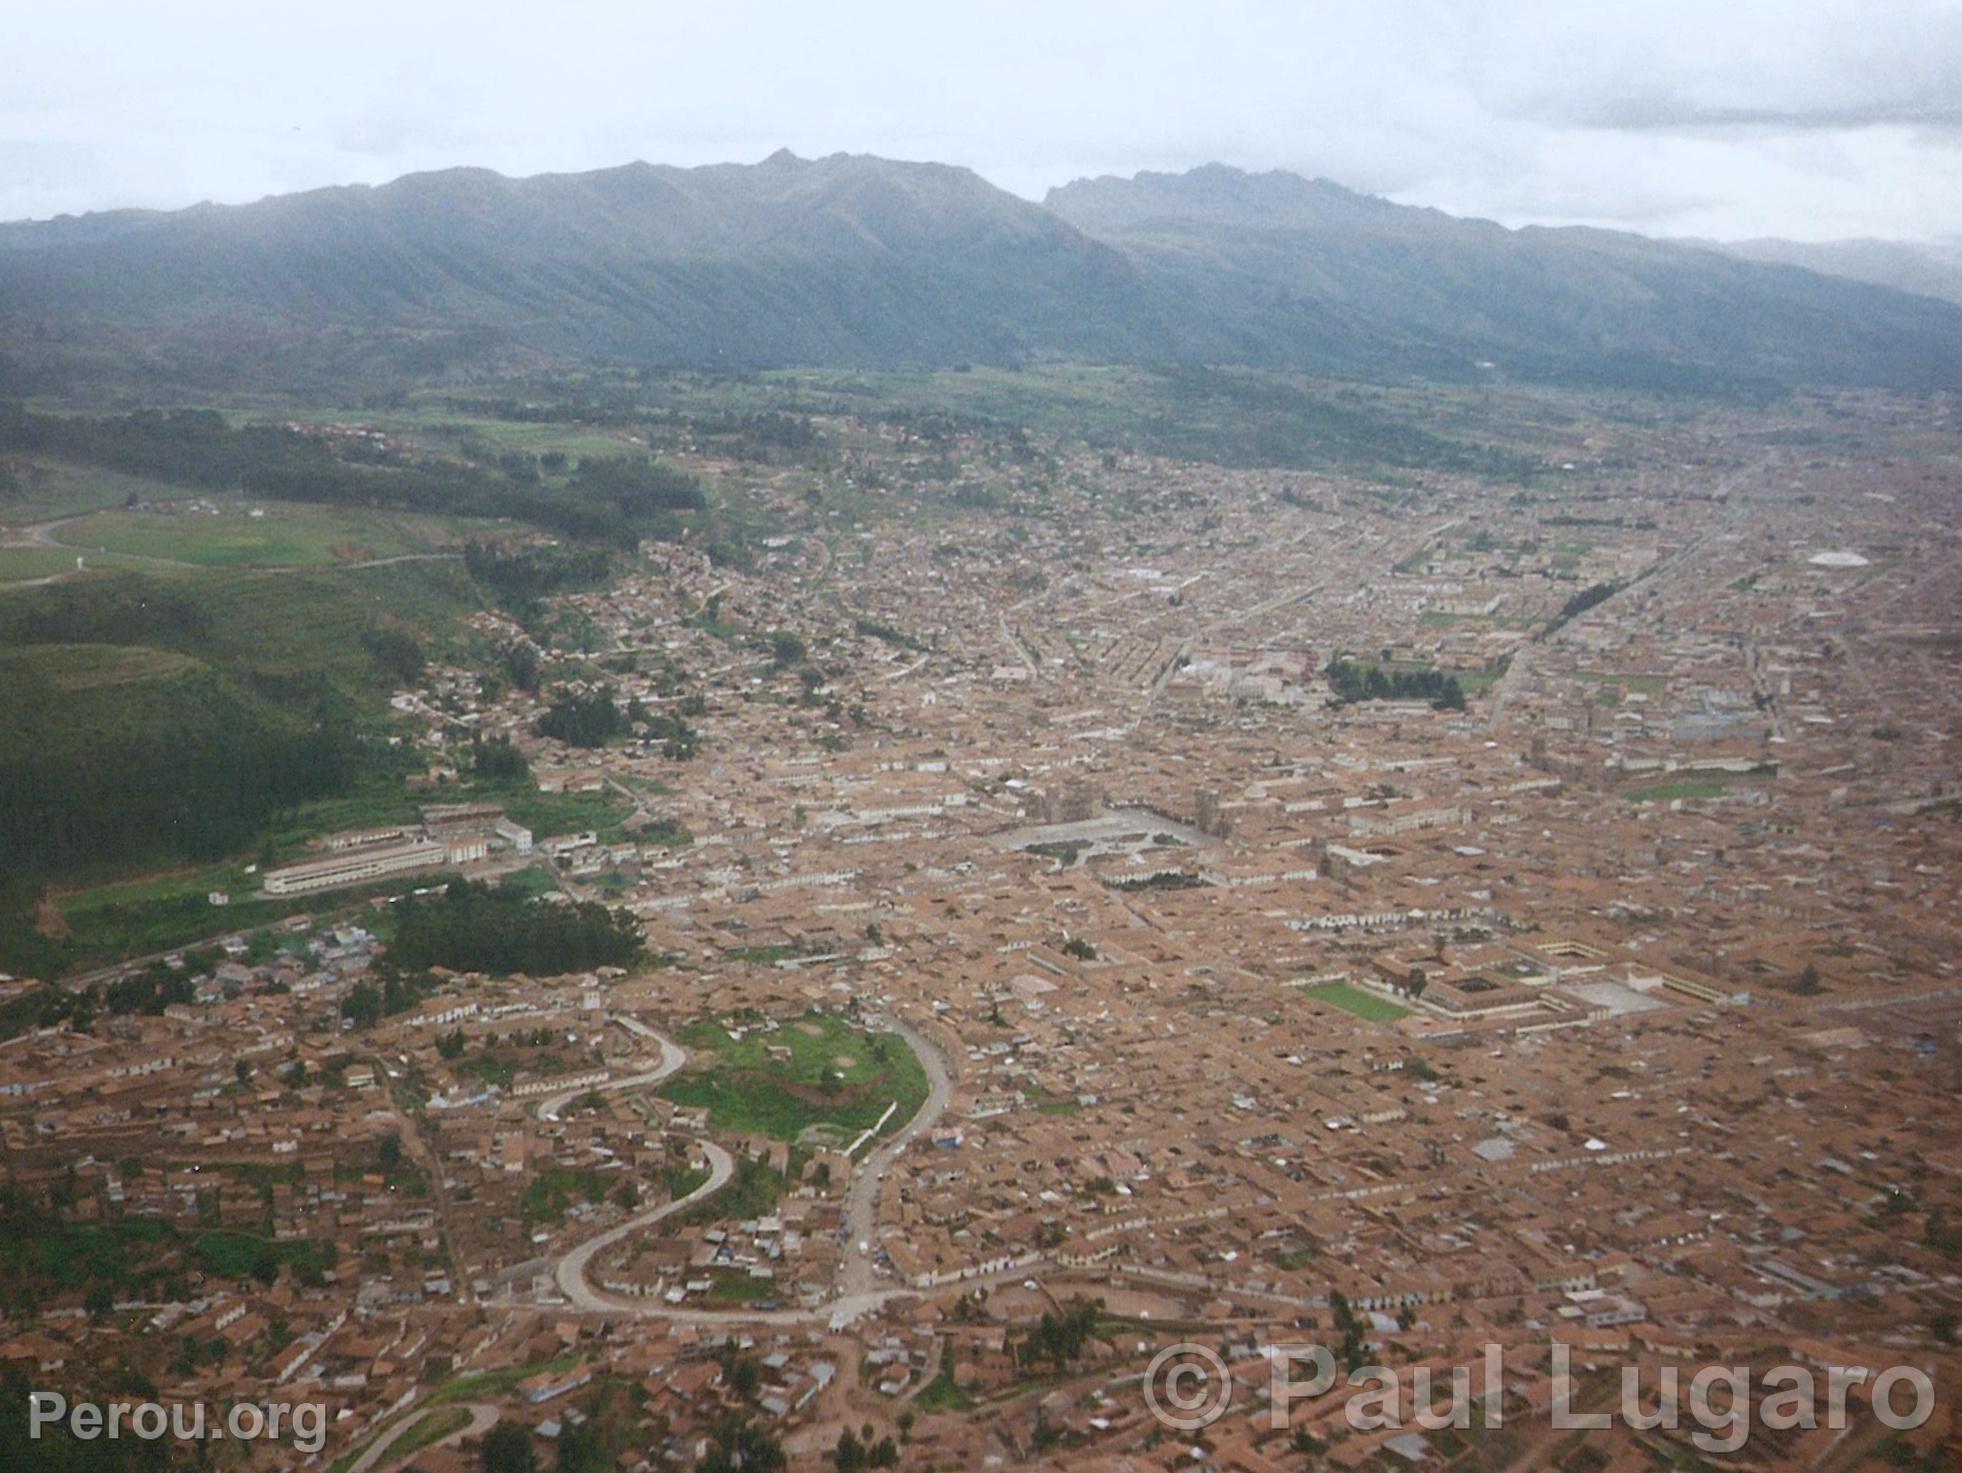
xmin=539 ymin=1014 xmax=959 ymax=1326
xmin=344 ymin=1402 xmax=498 ymax=1473
xmin=535 ymin=1023 xmax=686 ymax=1122
xmin=838 ymin=1016 xmax=952 ymax=1298
xmin=553 ymin=1140 xmax=736 ymax=1309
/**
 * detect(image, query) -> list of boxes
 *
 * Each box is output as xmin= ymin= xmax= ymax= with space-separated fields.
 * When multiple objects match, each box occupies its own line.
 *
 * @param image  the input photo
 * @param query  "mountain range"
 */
xmin=4 ymin=151 xmax=1960 ymax=391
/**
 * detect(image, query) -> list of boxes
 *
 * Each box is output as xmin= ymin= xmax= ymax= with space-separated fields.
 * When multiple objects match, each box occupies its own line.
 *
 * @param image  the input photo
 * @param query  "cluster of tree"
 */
xmin=626 ymin=694 xmax=701 ymax=759
xmin=1543 ymin=581 xmax=1620 ymax=636
xmin=690 ymin=410 xmax=820 ymax=460
xmin=0 ymin=660 xmax=358 ymax=878
xmin=1329 ymin=1289 xmax=1369 ymax=1373
xmin=854 ymin=616 xmax=925 ymax=651
xmin=1926 ymin=1209 xmax=1962 ymax=1258
xmin=537 ymin=684 xmax=629 ymax=747
xmin=470 ymin=734 xmax=531 ymax=783
xmin=479 ymin=1421 xmax=536 ymax=1473
xmin=358 ymin=622 xmax=426 ymax=686
xmin=1325 ymin=658 xmax=1467 ymax=711
xmin=104 ymin=963 xmax=196 ymax=1017
xmin=0 ymin=981 xmax=97 ymax=1042
xmin=387 ymin=878 xmax=642 ymax=975
xmin=568 ymin=455 xmax=707 ymax=520
xmin=463 ymin=540 xmax=613 ymax=605
xmin=340 ymin=970 xmax=438 ymax=1029
xmin=0 ymin=406 xmax=703 ymax=548
xmin=1013 ymin=1297 xmax=1105 ymax=1371
xmin=498 ymin=640 xmax=542 ymax=692
xmin=697 ymin=1415 xmax=787 ymax=1473
xmin=831 ymin=1428 xmax=900 ymax=1472
xmin=765 ymin=629 xmax=807 ymax=668
xmin=1107 ymin=870 xmax=1206 ymax=892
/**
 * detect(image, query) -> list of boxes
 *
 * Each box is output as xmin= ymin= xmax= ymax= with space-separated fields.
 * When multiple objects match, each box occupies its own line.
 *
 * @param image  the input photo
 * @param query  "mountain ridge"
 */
xmin=4 ymin=151 xmax=1960 ymax=391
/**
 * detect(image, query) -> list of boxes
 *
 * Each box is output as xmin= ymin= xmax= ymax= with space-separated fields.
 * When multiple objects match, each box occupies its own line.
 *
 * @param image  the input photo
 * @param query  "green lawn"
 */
xmin=0 ymin=461 xmax=189 ymax=522
xmin=51 ymin=499 xmax=499 ymax=568
xmin=425 ymin=1352 xmax=585 ymax=1408
xmin=1622 ymin=779 xmax=1733 ymax=803
xmin=705 ymin=1269 xmax=778 ymax=1303
xmin=1575 ymin=670 xmax=1665 ymax=695
xmin=1301 ymin=981 xmax=1411 ymax=1023
xmin=0 ymin=546 xmax=143 ymax=583
xmin=661 ymin=1011 xmax=930 ymax=1145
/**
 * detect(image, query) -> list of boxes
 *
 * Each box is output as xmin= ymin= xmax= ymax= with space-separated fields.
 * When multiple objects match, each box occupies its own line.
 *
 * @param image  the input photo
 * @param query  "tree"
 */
xmin=341 ymin=982 xmax=382 ymax=1030
xmin=699 ymin=1416 xmax=784 ymax=1473
xmin=767 ymin=630 xmax=807 ymax=669
xmin=1329 ymin=1289 xmax=1368 ymax=1373
xmin=537 ymin=685 xmax=629 ymax=748
xmin=557 ymin=1420 xmax=608 ymax=1473
xmin=472 ymin=734 xmax=531 ymax=783
xmin=832 ymin=1429 xmax=866 ymax=1473
xmin=481 ymin=1421 xmax=536 ymax=1473
xmin=378 ymin=1133 xmax=403 ymax=1171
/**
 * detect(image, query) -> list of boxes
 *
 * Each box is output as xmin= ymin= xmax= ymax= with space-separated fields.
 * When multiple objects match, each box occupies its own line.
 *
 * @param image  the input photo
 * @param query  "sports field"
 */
xmin=1302 ymin=981 xmax=1411 ymax=1023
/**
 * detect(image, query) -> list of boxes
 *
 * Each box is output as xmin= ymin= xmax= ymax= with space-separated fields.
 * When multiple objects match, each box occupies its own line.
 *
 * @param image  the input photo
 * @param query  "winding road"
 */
xmin=343 ymin=1402 xmax=499 ymax=1473
xmin=552 ymin=1139 xmax=738 ymax=1309
xmin=532 ymin=1012 xmax=957 ymax=1326
xmin=534 ymin=1020 xmax=687 ymax=1122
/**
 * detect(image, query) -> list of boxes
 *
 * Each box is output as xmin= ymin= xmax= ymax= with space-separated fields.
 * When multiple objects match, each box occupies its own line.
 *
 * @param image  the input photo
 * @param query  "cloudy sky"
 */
xmin=7 ymin=0 xmax=1960 ymax=240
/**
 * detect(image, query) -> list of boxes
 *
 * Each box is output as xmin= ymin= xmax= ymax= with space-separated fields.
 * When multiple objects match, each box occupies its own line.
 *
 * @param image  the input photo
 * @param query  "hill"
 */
xmin=0 ymin=152 xmax=1162 ymax=376
xmin=5 ymin=153 xmax=1962 ymax=391
xmin=1712 ymin=236 xmax=1962 ymax=309
xmin=1043 ymin=164 xmax=1962 ymax=390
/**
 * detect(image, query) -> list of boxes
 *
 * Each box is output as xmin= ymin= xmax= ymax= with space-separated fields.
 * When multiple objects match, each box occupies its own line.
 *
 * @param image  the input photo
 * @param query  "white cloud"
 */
xmin=6 ymin=0 xmax=1960 ymax=240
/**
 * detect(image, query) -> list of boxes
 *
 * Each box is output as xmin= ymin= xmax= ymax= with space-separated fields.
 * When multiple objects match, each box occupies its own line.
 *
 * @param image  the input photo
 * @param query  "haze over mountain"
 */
xmin=4 ymin=151 xmax=1960 ymax=391
xmin=1708 ymin=236 xmax=1962 ymax=309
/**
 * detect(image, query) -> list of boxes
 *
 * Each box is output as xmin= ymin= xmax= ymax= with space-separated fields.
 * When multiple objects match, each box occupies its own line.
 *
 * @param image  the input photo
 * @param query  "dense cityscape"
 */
xmin=3 ymin=376 xmax=1958 ymax=1472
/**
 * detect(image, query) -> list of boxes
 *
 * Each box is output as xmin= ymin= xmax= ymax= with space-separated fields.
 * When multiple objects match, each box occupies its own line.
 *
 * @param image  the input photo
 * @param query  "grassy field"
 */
xmin=662 ymin=1011 xmax=931 ymax=1146
xmin=0 ymin=1216 xmax=335 ymax=1301
xmin=0 ymin=546 xmax=143 ymax=583
xmin=273 ymin=403 xmax=638 ymax=462
xmin=48 ymin=499 xmax=499 ymax=568
xmin=1301 ymin=981 xmax=1411 ymax=1023
xmin=0 ymin=461 xmax=189 ymax=522
xmin=1622 ymin=778 xmax=1735 ymax=804
xmin=0 ymin=641 xmax=204 ymax=690
xmin=705 ymin=1269 xmax=778 ymax=1304
xmin=1575 ymin=670 xmax=1666 ymax=696
xmin=426 ymin=1353 xmax=585 ymax=1408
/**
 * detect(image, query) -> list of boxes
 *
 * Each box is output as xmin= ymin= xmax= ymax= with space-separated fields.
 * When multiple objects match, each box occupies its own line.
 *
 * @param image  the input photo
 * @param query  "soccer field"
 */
xmin=1303 ymin=981 xmax=1411 ymax=1023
